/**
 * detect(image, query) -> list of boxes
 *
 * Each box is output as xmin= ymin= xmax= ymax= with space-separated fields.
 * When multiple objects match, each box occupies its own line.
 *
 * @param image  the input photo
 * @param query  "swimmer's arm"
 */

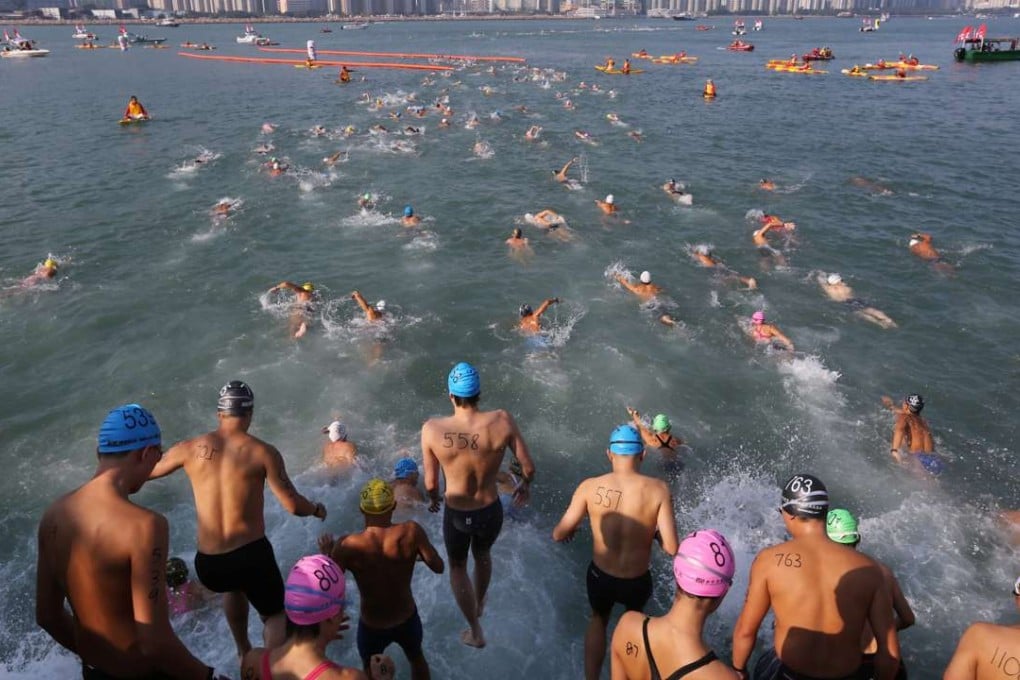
xmin=35 ymin=515 xmax=77 ymax=653
xmin=413 ymin=522 xmax=445 ymax=574
xmin=534 ymin=298 xmax=558 ymax=319
xmin=867 ymin=576 xmax=900 ymax=680
xmin=421 ymin=425 xmax=442 ymax=512
xmin=534 ymin=210 xmax=555 ymax=221
xmin=552 ymin=483 xmax=588 ymax=542
xmin=272 ymin=281 xmax=301 ymax=293
xmin=351 ymin=290 xmax=371 ymax=314
xmin=626 ymin=408 xmax=654 ymax=439
xmin=890 ymin=574 xmax=915 ymax=630
xmin=770 ymin=327 xmax=795 ymax=351
xmin=942 ymin=625 xmax=979 ymax=680
xmin=264 ymin=446 xmax=324 ymax=520
xmin=132 ymin=514 xmax=211 ymax=680
xmin=654 ymin=487 xmax=679 ymax=556
xmin=506 ymin=413 xmax=535 ymax=506
xmin=732 ymin=553 xmax=772 ymax=673
xmin=615 ymin=276 xmax=640 ymax=295
xmin=148 ymin=441 xmax=187 ymax=480
xmin=890 ymin=416 xmax=907 ymax=454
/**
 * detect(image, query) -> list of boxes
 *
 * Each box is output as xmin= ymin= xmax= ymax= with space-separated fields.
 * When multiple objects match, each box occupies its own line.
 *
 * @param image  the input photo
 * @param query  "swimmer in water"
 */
xmin=525 ymin=125 xmax=542 ymax=141
xmin=748 ymin=310 xmax=794 ymax=351
xmin=691 ymin=246 xmax=758 ymax=290
xmin=759 ymin=178 xmax=776 ymax=191
xmin=908 ymin=232 xmax=944 ymax=262
xmin=18 ymin=257 xmax=59 ymax=287
xmin=166 ymin=557 xmax=216 ymax=617
xmin=818 ymin=273 xmax=897 ymax=329
xmin=616 ymin=270 xmax=662 ymax=301
xmin=505 ymin=227 xmax=530 ymax=251
xmin=212 ymin=200 xmax=234 ymax=217
xmin=761 ymin=213 xmax=796 ymax=232
xmin=826 ymin=509 xmax=915 ymax=680
xmin=392 ymin=457 xmax=425 ymax=507
xmin=358 ymin=193 xmax=375 ymax=211
xmin=269 ymin=281 xmax=317 ymax=339
xmin=321 ymin=419 xmax=357 ymax=471
xmin=401 ymin=205 xmax=421 ymax=227
xmin=752 ymin=221 xmax=788 ymax=267
xmin=267 ymin=157 xmax=288 ymax=176
xmin=553 ymin=157 xmax=579 ymax=184
xmin=532 ymin=209 xmax=566 ymax=229
xmin=610 ymin=531 xmax=737 ymax=680
xmin=945 ymin=575 xmax=1020 ymax=680
xmin=881 ymin=393 xmax=942 ymax=474
xmin=626 ymin=407 xmax=684 ymax=470
xmin=518 ymin=297 xmax=559 ymax=335
xmin=733 ymin=474 xmax=900 ymax=680
xmin=662 ymin=178 xmax=687 ymax=198
xmin=324 ymin=151 xmax=347 ymax=167
xmin=552 ymin=424 xmax=679 ymax=680
xmin=351 ymin=290 xmax=385 ymax=323
xmin=595 ymin=194 xmax=617 ymax=215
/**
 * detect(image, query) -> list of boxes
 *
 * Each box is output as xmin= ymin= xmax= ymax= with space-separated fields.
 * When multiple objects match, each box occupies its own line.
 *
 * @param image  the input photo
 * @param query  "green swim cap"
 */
xmin=826 ymin=508 xmax=860 ymax=544
xmin=652 ymin=414 xmax=671 ymax=434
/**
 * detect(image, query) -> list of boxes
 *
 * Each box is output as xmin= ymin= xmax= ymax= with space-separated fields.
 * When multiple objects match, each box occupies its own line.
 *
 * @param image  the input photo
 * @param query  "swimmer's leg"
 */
xmin=262 ymin=611 xmax=286 ymax=649
xmin=223 ymin=591 xmax=253 ymax=657
xmin=857 ymin=307 xmax=897 ymax=329
xmin=450 ymin=559 xmax=485 ymax=647
xmin=584 ymin=611 xmax=610 ymax=680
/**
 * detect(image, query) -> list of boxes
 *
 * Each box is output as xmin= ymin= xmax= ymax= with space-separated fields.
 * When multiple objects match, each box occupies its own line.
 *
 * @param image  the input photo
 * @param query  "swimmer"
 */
xmin=322 ymin=419 xmax=358 ymax=470
xmin=826 ymin=509 xmax=915 ymax=680
xmin=310 ymin=124 xmax=327 ymax=137
xmin=692 ymin=244 xmax=721 ymax=268
xmin=908 ymin=232 xmax=941 ymax=261
xmin=404 ymin=126 xmax=422 ymax=135
xmin=269 ymin=281 xmax=317 ymax=339
xmin=261 ymin=122 xmax=276 ymax=134
xmin=626 ymin=407 xmax=684 ymax=455
xmin=438 ymin=117 xmax=451 ymax=128
xmin=254 ymin=142 xmax=275 ymax=155
xmin=748 ymin=310 xmax=795 ymax=351
xmin=553 ymin=157 xmax=579 ymax=184
xmin=401 ymin=205 xmax=421 ymax=227
xmin=945 ymin=575 xmax=1020 ymax=680
xmin=611 ymin=531 xmax=738 ymax=680
xmin=496 ymin=456 xmax=529 ymax=512
xmin=628 ymin=130 xmax=643 ymax=142
xmin=319 ymin=479 xmax=444 ymax=677
xmin=563 ymin=99 xmax=575 ymax=110
xmin=553 ymin=424 xmax=679 ymax=680
xmin=759 ymin=178 xmax=776 ymax=191
xmin=752 ymin=222 xmax=787 ymax=266
xmin=733 ymin=474 xmax=899 ymax=680
xmin=505 ymin=227 xmax=530 ymax=251
xmin=211 ymin=200 xmax=234 ymax=217
xmin=518 ymin=297 xmax=559 ymax=335
xmin=525 ymin=125 xmax=542 ymax=141
xmin=881 ymin=394 xmax=941 ymax=473
xmin=358 ymin=193 xmax=375 ymax=211
xmin=239 ymin=555 xmax=372 ymax=680
xmin=761 ymin=213 xmax=796 ymax=231
xmin=818 ymin=273 xmax=897 ymax=329
xmin=421 ymin=362 xmax=536 ymax=649
xmin=615 ymin=270 xmax=662 ymax=301
xmin=662 ymin=178 xmax=687 ymax=197
xmin=531 ymin=209 xmax=566 ymax=229
xmin=595 ymin=194 xmax=617 ymax=215
xmin=267 ymin=157 xmax=288 ymax=176
xmin=392 ymin=457 xmax=425 ymax=507
xmin=575 ymin=130 xmax=596 ymax=145
xmin=351 ymin=290 xmax=386 ymax=323
xmin=166 ymin=557 xmax=216 ymax=617
xmin=338 ymin=65 xmax=352 ymax=83
xmin=19 ymin=257 xmax=58 ymax=287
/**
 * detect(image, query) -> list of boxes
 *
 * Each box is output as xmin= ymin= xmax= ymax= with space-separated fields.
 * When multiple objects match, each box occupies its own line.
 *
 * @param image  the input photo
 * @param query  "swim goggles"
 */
xmin=1013 ymin=575 xmax=1020 ymax=597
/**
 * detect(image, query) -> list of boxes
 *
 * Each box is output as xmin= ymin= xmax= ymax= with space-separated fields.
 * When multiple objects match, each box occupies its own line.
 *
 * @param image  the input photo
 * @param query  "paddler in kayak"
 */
xmin=703 ymin=79 xmax=716 ymax=98
xmin=122 ymin=95 xmax=149 ymax=122
xmin=621 ymin=59 xmax=632 ymax=74
xmin=603 ymin=56 xmax=616 ymax=70
xmin=338 ymin=65 xmax=351 ymax=83
xmin=635 ymin=49 xmax=649 ymax=58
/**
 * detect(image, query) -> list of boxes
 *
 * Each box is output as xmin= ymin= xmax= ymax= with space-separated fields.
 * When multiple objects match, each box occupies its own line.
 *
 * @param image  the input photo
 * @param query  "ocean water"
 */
xmin=1 ymin=16 xmax=1019 ymax=678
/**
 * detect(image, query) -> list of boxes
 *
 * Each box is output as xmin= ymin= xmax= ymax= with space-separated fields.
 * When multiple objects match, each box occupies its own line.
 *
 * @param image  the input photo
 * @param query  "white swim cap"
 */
xmin=605 ymin=194 xmax=615 ymax=205
xmin=827 ymin=273 xmax=842 ymax=285
xmin=909 ymin=238 xmax=920 ymax=247
xmin=640 ymin=271 xmax=651 ymax=284
xmin=323 ymin=420 xmax=347 ymax=443
xmin=696 ymin=245 xmax=710 ymax=255
xmin=375 ymin=300 xmax=386 ymax=311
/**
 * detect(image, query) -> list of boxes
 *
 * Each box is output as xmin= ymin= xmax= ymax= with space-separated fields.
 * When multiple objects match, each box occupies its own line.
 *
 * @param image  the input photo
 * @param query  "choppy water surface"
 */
xmin=1 ymin=17 xmax=1019 ymax=678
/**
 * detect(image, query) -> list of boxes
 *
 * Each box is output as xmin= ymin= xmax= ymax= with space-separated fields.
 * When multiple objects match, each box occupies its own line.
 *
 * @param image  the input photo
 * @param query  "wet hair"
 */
xmin=285 ymin=617 xmax=323 ymax=640
xmin=452 ymin=394 xmax=480 ymax=408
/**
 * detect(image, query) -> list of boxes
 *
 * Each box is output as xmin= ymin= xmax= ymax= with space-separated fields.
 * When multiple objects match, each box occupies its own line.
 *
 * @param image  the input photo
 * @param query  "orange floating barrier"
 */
xmin=176 ymin=51 xmax=454 ymax=71
xmin=257 ymin=47 xmax=525 ymax=63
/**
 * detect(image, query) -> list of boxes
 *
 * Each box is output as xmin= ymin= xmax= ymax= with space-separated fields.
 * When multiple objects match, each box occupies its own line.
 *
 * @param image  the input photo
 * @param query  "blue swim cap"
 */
xmin=98 ymin=404 xmax=161 ymax=454
xmin=403 ymin=205 xmax=414 ymax=217
xmin=448 ymin=362 xmax=480 ymax=398
xmin=394 ymin=457 xmax=419 ymax=479
xmin=608 ymin=424 xmax=643 ymax=455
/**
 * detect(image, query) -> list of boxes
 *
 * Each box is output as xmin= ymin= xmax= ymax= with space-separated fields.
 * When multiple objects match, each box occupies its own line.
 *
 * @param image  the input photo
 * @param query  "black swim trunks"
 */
xmin=356 ymin=609 xmax=424 ymax=665
xmin=194 ymin=536 xmax=284 ymax=617
xmin=442 ymin=500 xmax=503 ymax=562
xmin=753 ymin=648 xmax=869 ymax=680
xmin=82 ymin=665 xmax=176 ymax=680
xmin=586 ymin=561 xmax=652 ymax=617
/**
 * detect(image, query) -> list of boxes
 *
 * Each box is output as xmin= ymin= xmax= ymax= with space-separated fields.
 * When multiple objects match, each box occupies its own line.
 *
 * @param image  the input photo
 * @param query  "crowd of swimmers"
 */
xmin=34 ymin=359 xmax=1010 ymax=680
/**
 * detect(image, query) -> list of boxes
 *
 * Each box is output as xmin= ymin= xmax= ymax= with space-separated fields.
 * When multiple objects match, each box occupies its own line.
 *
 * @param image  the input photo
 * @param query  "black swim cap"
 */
xmin=519 ymin=304 xmax=533 ymax=317
xmin=780 ymin=473 xmax=829 ymax=519
xmin=906 ymin=394 xmax=924 ymax=413
xmin=166 ymin=557 xmax=188 ymax=588
xmin=218 ymin=380 xmax=254 ymax=416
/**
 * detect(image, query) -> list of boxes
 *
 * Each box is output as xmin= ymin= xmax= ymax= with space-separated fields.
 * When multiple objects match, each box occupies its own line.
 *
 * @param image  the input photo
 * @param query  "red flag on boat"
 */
xmin=976 ymin=23 xmax=987 ymax=40
xmin=954 ymin=25 xmax=972 ymax=43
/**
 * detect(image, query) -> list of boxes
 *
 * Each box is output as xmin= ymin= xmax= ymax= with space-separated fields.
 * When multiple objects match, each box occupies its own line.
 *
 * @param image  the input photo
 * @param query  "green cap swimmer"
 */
xmin=826 ymin=508 xmax=861 ymax=545
xmin=652 ymin=414 xmax=671 ymax=434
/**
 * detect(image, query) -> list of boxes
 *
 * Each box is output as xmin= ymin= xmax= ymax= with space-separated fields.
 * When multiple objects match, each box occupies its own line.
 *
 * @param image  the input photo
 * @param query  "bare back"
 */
xmin=38 ymin=482 xmax=165 ymax=677
xmin=581 ymin=472 xmax=671 ymax=578
xmin=821 ymin=282 xmax=854 ymax=302
xmin=175 ymin=429 xmax=275 ymax=553
xmin=422 ymin=409 xmax=517 ymax=510
xmin=762 ymin=535 xmax=885 ymax=676
xmin=334 ymin=523 xmax=424 ymax=628
xmin=945 ymin=623 xmax=1020 ymax=680
xmin=896 ymin=413 xmax=934 ymax=453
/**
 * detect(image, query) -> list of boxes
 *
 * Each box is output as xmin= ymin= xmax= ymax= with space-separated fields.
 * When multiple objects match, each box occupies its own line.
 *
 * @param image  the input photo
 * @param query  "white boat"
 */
xmin=753 ymin=19 xmax=763 ymax=31
xmin=236 ymin=24 xmax=263 ymax=44
xmin=72 ymin=24 xmax=96 ymax=40
xmin=732 ymin=19 xmax=746 ymax=36
xmin=156 ymin=18 xmax=180 ymax=27
xmin=340 ymin=22 xmax=369 ymax=30
xmin=2 ymin=46 xmax=49 ymax=57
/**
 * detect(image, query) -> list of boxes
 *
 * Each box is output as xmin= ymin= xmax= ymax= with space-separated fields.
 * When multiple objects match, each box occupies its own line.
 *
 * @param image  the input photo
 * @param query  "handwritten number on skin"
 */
xmin=625 ymin=641 xmax=638 ymax=657
xmin=775 ymin=552 xmax=802 ymax=568
xmin=442 ymin=432 xmax=480 ymax=450
xmin=594 ymin=486 xmax=622 ymax=510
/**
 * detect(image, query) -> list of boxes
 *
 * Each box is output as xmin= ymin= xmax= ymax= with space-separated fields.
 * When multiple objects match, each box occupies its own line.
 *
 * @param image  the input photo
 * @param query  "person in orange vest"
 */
xmin=338 ymin=65 xmax=351 ymax=83
xmin=123 ymin=96 xmax=149 ymax=121
xmin=703 ymin=79 xmax=716 ymax=98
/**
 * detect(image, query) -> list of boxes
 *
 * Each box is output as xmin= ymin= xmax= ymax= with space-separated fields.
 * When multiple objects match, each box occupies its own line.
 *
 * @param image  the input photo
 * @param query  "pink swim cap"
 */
xmin=752 ymin=310 xmax=765 ymax=323
xmin=285 ymin=555 xmax=346 ymax=625
xmin=673 ymin=530 xmax=735 ymax=598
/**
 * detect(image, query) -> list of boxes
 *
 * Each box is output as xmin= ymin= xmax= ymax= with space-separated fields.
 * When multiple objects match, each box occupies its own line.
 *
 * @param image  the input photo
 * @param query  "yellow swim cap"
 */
xmin=359 ymin=478 xmax=395 ymax=515
xmin=301 ymin=282 xmax=315 ymax=292
xmin=44 ymin=258 xmax=57 ymax=269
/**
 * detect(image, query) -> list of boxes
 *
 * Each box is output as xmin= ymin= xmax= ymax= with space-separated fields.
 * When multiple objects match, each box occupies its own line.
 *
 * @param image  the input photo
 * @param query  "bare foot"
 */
xmin=294 ymin=322 xmax=308 ymax=339
xmin=460 ymin=628 xmax=486 ymax=648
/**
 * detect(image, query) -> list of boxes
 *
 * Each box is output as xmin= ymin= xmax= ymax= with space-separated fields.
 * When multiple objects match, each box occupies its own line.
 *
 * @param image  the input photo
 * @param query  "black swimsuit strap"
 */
xmin=642 ymin=617 xmax=662 ymax=680
xmin=665 ymin=650 xmax=718 ymax=680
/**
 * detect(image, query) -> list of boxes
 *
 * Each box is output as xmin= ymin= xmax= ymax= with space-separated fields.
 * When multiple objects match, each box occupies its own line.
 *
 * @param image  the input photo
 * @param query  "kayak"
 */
xmin=727 ymin=43 xmax=754 ymax=51
xmin=294 ymin=64 xmax=324 ymax=69
xmin=890 ymin=61 xmax=939 ymax=70
xmin=770 ymin=65 xmax=827 ymax=74
xmin=869 ymin=74 xmax=928 ymax=81
xmin=594 ymin=66 xmax=644 ymax=74
xmin=840 ymin=69 xmax=868 ymax=77
xmin=630 ymin=52 xmax=653 ymax=59
xmin=118 ymin=117 xmax=150 ymax=125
